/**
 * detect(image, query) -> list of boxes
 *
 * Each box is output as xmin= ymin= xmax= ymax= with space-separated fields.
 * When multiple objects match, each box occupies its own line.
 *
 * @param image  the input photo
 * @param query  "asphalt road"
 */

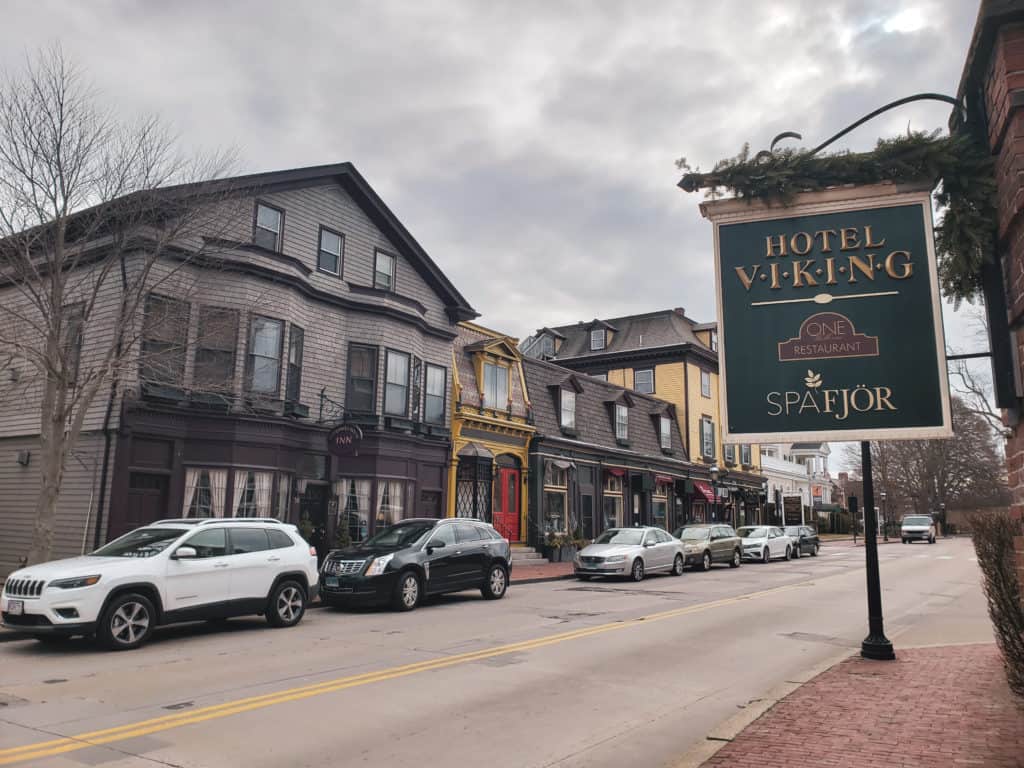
xmin=0 ymin=538 xmax=991 ymax=768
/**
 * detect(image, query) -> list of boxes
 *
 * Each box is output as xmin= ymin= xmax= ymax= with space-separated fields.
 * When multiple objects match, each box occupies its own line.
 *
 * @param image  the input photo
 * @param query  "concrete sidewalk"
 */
xmin=693 ymin=643 xmax=1024 ymax=768
xmin=510 ymin=561 xmax=574 ymax=584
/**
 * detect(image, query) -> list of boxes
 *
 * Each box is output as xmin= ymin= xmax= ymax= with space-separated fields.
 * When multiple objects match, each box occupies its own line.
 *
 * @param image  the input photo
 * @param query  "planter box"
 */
xmin=543 ymin=544 xmax=577 ymax=563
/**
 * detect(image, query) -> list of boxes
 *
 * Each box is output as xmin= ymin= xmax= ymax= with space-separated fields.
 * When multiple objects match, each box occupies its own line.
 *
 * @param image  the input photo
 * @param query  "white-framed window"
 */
xmin=724 ymin=443 xmax=736 ymax=463
xmin=384 ymin=350 xmax=410 ymax=416
xmin=375 ymin=480 xmax=406 ymax=528
xmin=560 ymin=388 xmax=576 ymax=430
xmin=741 ymin=444 xmax=752 ymax=465
xmin=318 ymin=227 xmax=344 ymax=275
xmin=701 ymin=369 xmax=712 ymax=398
xmin=233 ymin=470 xmax=273 ymax=516
xmin=183 ymin=468 xmax=228 ymax=518
xmin=541 ymin=335 xmax=555 ymax=357
xmin=483 ymin=362 xmax=508 ymax=409
xmin=634 ymin=368 xmax=654 ymax=394
xmin=615 ymin=404 xmax=628 ymax=441
xmin=660 ymin=415 xmax=672 ymax=450
xmin=590 ymin=329 xmax=605 ymax=350
xmin=710 ymin=330 xmax=719 ymax=352
xmin=374 ymin=250 xmax=396 ymax=291
xmin=246 ymin=316 xmax=284 ymax=395
xmin=700 ymin=417 xmax=715 ymax=459
xmin=425 ymin=364 xmax=446 ymax=424
xmin=254 ymin=203 xmax=283 ymax=251
xmin=591 ymin=372 xmax=607 ymax=382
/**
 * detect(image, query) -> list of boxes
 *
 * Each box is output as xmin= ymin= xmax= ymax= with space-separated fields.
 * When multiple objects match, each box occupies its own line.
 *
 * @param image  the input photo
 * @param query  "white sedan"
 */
xmin=737 ymin=526 xmax=793 ymax=563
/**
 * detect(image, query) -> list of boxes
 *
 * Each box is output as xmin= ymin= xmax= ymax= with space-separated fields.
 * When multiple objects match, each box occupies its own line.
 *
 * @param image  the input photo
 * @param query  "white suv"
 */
xmin=1 ymin=518 xmax=319 ymax=650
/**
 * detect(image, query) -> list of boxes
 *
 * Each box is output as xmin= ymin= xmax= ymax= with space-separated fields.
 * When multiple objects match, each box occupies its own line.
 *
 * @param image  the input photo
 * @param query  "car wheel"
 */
xmin=266 ymin=580 xmax=306 ymax=628
xmin=811 ymin=543 xmax=819 ymax=557
xmin=97 ymin=593 xmax=155 ymax=651
xmin=482 ymin=564 xmax=508 ymax=600
xmin=762 ymin=547 xmax=770 ymax=564
xmin=902 ymin=538 xmax=907 ymax=544
xmin=701 ymin=551 xmax=712 ymax=572
xmin=392 ymin=570 xmax=421 ymax=612
xmin=793 ymin=544 xmax=801 ymax=558
xmin=730 ymin=549 xmax=741 ymax=568
xmin=672 ymin=554 xmax=685 ymax=576
xmin=631 ymin=558 xmax=645 ymax=582
xmin=785 ymin=545 xmax=792 ymax=561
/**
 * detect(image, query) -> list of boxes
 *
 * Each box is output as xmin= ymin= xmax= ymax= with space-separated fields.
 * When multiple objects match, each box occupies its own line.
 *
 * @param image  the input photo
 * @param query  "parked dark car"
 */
xmin=672 ymin=524 xmax=742 ymax=570
xmin=320 ymin=518 xmax=511 ymax=611
xmin=783 ymin=526 xmax=820 ymax=558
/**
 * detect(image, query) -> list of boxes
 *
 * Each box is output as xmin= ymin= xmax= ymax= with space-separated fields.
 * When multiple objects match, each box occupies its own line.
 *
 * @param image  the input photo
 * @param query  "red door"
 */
xmin=493 ymin=468 xmax=521 ymax=541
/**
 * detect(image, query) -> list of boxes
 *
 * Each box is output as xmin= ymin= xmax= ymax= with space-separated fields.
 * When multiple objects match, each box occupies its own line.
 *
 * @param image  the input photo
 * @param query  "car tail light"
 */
xmin=309 ymin=546 xmax=317 ymax=557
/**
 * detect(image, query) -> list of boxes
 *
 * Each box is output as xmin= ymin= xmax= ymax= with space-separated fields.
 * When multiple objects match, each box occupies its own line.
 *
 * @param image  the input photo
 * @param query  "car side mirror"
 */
xmin=172 ymin=546 xmax=197 ymax=560
xmin=427 ymin=541 xmax=446 ymax=554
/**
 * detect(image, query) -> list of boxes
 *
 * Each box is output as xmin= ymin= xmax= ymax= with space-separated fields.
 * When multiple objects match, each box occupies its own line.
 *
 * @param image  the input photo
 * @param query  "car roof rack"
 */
xmin=152 ymin=517 xmax=284 ymax=526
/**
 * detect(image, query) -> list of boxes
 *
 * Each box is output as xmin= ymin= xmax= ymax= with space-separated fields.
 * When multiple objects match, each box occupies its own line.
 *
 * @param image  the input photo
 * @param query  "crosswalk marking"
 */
xmin=936 ymin=555 xmax=954 ymax=560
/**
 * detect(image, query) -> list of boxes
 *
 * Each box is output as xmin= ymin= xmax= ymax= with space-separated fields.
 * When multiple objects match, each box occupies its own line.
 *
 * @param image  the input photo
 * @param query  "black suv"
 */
xmin=320 ymin=518 xmax=512 ymax=611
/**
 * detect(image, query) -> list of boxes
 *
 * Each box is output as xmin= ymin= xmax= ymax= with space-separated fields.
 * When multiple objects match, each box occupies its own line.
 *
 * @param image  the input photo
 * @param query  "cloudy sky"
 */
xmin=1 ymin=1 xmax=988 ymax=467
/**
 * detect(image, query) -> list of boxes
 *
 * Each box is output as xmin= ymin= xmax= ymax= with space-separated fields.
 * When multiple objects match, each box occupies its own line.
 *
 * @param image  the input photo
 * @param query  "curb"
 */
xmin=510 ymin=574 xmax=576 ymax=585
xmin=670 ymin=648 xmax=855 ymax=768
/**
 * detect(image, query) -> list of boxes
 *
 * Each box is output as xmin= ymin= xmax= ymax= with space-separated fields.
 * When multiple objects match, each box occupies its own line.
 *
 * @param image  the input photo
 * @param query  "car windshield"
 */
xmin=594 ymin=529 xmax=644 ymax=545
xmin=784 ymin=527 xmax=802 ymax=536
xmin=362 ymin=522 xmax=435 ymax=548
xmin=91 ymin=528 xmax=186 ymax=558
xmin=903 ymin=516 xmax=933 ymax=526
xmin=738 ymin=527 xmax=767 ymax=539
xmin=677 ymin=527 xmax=710 ymax=540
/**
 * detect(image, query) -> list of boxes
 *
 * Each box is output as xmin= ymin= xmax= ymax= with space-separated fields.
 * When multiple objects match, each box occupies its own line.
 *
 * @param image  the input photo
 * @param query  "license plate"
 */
xmin=7 ymin=599 xmax=23 ymax=615
xmin=325 ymin=576 xmax=339 ymax=588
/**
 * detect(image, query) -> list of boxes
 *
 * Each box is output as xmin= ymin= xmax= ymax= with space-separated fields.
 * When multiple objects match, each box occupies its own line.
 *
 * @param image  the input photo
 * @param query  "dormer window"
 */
xmin=590 ymin=329 xmax=605 ymax=351
xmin=541 ymin=335 xmax=555 ymax=357
xmin=254 ymin=203 xmax=283 ymax=251
xmin=560 ymin=389 xmax=576 ymax=430
xmin=710 ymin=330 xmax=719 ymax=352
xmin=483 ymin=362 xmax=508 ymax=409
xmin=659 ymin=415 xmax=671 ymax=450
xmin=615 ymin=404 xmax=628 ymax=441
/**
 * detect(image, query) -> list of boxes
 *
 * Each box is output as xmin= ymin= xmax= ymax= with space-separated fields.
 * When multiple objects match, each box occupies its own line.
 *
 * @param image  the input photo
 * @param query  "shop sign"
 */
xmin=327 ymin=424 xmax=363 ymax=457
xmin=702 ymin=185 xmax=952 ymax=442
xmin=783 ymin=495 xmax=803 ymax=526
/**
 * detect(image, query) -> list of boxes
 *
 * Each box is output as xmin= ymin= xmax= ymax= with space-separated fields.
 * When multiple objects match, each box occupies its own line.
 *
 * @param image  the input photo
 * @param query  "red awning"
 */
xmin=605 ymin=467 xmax=626 ymax=477
xmin=654 ymin=475 xmax=675 ymax=485
xmin=692 ymin=480 xmax=716 ymax=503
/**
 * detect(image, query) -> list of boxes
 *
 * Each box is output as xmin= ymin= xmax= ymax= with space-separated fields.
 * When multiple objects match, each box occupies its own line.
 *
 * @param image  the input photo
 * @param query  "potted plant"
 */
xmin=542 ymin=533 xmax=577 ymax=562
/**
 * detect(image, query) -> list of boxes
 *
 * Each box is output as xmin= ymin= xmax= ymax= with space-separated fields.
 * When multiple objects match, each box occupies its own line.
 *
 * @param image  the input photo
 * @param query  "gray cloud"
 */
xmin=0 ymin=0 xmax=980 ymax=344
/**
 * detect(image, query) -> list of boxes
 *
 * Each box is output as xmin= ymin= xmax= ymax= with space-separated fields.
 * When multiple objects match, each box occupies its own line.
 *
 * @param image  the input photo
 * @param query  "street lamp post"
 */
xmin=938 ymin=502 xmax=946 ymax=537
xmin=710 ymin=464 xmax=720 ymax=522
xmin=880 ymin=490 xmax=888 ymax=541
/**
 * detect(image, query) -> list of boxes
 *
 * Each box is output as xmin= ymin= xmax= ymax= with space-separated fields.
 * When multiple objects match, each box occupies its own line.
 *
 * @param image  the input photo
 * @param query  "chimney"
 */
xmin=674 ymin=307 xmax=686 ymax=317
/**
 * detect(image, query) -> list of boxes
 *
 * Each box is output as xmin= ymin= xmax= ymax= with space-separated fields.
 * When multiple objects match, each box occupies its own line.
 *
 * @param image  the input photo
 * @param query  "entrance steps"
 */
xmin=511 ymin=544 xmax=549 ymax=565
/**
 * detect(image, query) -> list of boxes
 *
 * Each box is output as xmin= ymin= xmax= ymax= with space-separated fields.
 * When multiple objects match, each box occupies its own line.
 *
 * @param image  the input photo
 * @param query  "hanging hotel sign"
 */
xmin=327 ymin=424 xmax=363 ymax=457
xmin=701 ymin=183 xmax=952 ymax=443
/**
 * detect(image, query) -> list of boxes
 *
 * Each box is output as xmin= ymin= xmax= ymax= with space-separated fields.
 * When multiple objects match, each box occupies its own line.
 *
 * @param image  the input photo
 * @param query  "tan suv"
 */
xmin=672 ymin=524 xmax=742 ymax=570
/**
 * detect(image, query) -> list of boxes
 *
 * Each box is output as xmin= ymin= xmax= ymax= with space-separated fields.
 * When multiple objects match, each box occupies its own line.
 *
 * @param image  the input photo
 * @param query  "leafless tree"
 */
xmin=843 ymin=397 xmax=1010 ymax=532
xmin=947 ymin=303 xmax=1009 ymax=435
xmin=0 ymin=46 xmax=244 ymax=564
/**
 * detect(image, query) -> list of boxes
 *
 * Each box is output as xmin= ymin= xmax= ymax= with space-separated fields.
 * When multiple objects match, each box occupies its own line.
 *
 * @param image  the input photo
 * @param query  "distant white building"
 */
xmin=759 ymin=442 xmax=832 ymax=525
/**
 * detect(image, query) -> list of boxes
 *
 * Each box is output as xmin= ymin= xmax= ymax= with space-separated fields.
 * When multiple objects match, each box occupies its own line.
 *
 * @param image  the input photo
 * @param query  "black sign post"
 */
xmin=859 ymin=441 xmax=894 ymax=660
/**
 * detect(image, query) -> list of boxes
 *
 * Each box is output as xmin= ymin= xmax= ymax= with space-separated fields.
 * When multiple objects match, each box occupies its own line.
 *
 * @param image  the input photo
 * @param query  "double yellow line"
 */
xmin=0 ymin=581 xmax=807 ymax=765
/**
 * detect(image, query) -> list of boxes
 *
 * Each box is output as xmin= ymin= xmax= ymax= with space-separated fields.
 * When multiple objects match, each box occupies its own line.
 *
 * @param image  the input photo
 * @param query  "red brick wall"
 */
xmin=981 ymin=23 xmax=1024 ymax=594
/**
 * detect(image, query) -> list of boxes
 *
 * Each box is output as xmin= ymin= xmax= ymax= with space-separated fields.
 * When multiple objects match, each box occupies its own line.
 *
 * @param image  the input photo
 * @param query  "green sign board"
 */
xmin=703 ymin=185 xmax=952 ymax=443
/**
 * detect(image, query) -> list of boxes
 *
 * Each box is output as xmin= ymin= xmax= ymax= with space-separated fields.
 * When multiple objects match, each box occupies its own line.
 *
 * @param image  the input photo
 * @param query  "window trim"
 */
xmin=286 ymin=324 xmax=304 ymax=404
xmin=634 ymin=368 xmax=654 ymax=394
xmin=374 ymin=249 xmax=398 ymax=292
xmin=140 ymin=293 xmax=190 ymax=387
xmin=659 ymin=415 xmax=672 ymax=450
xmin=245 ymin=314 xmax=285 ymax=397
xmin=700 ymin=416 xmax=715 ymax=460
xmin=615 ymin=403 xmax=629 ymax=441
xmin=193 ymin=305 xmax=239 ymax=391
xmin=482 ymin=361 xmax=510 ymax=411
xmin=724 ymin=443 xmax=736 ymax=464
xmin=316 ymin=225 xmax=345 ymax=276
xmin=346 ymin=343 xmax=379 ymax=414
xmin=740 ymin=443 xmax=752 ymax=466
xmin=560 ymin=388 xmax=576 ymax=430
xmin=383 ymin=348 xmax=411 ymax=417
xmin=590 ymin=328 xmax=605 ymax=351
xmin=700 ymin=369 xmax=712 ymax=398
xmin=253 ymin=201 xmax=284 ymax=252
xmin=424 ymin=363 xmax=447 ymax=425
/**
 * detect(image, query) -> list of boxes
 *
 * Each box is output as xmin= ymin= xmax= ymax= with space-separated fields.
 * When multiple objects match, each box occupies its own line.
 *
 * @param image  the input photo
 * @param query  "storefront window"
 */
xmin=544 ymin=491 xmax=566 ymax=533
xmin=183 ymin=468 xmax=228 ymax=517
xmin=603 ymin=471 xmax=624 ymax=494
xmin=652 ymin=481 xmax=670 ymax=530
xmin=336 ymin=477 xmax=371 ymax=542
xmin=233 ymin=470 xmax=273 ymax=516
xmin=376 ymin=480 xmax=405 ymax=528
xmin=603 ymin=495 xmax=623 ymax=529
xmin=456 ymin=458 xmax=492 ymax=520
xmin=544 ymin=462 xmax=568 ymax=487
xmin=275 ymin=473 xmax=292 ymax=519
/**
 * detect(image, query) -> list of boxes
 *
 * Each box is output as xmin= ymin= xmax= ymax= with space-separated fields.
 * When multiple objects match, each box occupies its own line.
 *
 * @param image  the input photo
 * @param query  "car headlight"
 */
xmin=743 ymin=543 xmax=759 ymax=549
xmin=605 ymin=555 xmax=626 ymax=563
xmin=684 ymin=544 xmax=698 ymax=553
xmin=364 ymin=554 xmax=395 ymax=576
xmin=49 ymin=575 xmax=101 ymax=589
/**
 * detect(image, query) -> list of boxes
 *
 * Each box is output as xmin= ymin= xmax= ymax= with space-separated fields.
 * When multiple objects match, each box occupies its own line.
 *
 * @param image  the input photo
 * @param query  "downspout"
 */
xmin=682 ymin=358 xmax=690 ymax=458
xmin=92 ymin=251 xmax=128 ymax=550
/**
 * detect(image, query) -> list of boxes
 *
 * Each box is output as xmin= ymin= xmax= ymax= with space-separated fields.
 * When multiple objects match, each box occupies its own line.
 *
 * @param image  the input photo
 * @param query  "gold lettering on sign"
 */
xmin=765 ymin=235 xmax=787 ymax=258
xmin=884 ymin=251 xmax=913 ymax=279
xmin=839 ymin=227 xmax=860 ymax=251
xmin=790 ymin=232 xmax=814 ymax=256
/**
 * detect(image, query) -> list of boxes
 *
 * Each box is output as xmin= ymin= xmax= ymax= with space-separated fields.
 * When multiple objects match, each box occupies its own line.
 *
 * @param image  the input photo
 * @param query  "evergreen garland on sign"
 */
xmin=676 ymin=131 xmax=996 ymax=301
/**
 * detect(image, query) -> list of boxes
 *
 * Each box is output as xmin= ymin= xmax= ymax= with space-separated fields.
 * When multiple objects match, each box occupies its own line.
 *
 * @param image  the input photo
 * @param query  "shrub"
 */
xmin=969 ymin=509 xmax=1024 ymax=698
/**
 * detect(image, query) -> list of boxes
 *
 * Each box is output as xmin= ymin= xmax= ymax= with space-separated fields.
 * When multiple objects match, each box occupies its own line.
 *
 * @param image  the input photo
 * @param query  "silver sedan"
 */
xmin=574 ymin=527 xmax=685 ymax=581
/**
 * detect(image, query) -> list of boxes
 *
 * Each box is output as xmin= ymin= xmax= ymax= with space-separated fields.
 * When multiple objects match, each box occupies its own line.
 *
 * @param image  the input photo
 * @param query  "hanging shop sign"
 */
xmin=327 ymin=424 xmax=363 ymax=457
xmin=702 ymin=183 xmax=952 ymax=443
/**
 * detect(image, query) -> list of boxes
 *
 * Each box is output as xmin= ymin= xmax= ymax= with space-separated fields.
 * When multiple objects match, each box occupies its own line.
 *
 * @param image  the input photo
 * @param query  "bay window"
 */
xmin=384 ymin=350 xmax=410 ymax=416
xmin=246 ymin=316 xmax=284 ymax=395
xmin=425 ymin=364 xmax=446 ymax=423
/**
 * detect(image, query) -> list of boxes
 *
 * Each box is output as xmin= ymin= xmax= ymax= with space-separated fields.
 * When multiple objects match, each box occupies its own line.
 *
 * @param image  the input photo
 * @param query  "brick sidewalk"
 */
xmin=510 ymin=561 xmax=575 ymax=583
xmin=702 ymin=643 xmax=1024 ymax=768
